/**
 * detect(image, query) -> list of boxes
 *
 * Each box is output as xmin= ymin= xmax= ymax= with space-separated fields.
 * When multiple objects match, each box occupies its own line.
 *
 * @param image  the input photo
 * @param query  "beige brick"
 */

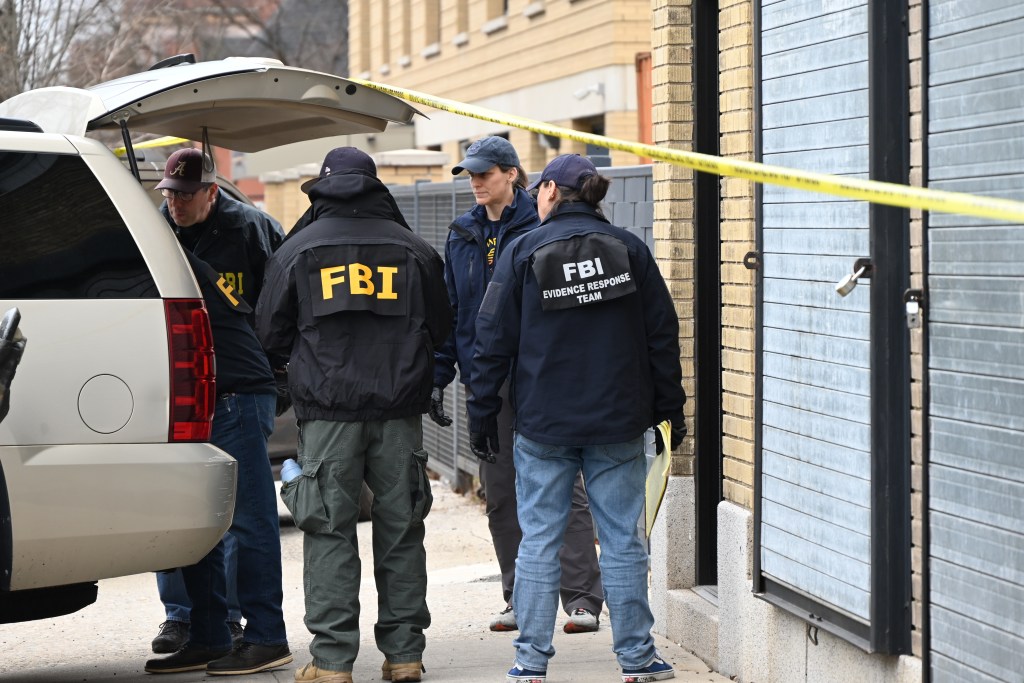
xmin=653 ymin=220 xmax=695 ymax=240
xmin=723 ymin=456 xmax=754 ymax=486
xmin=722 ymin=370 xmax=754 ymax=396
xmin=722 ymin=327 xmax=754 ymax=351
xmin=722 ymin=285 xmax=754 ymax=308
xmin=723 ymin=479 xmax=753 ymax=510
xmin=722 ymin=198 xmax=754 ymax=220
xmin=722 ymin=349 xmax=754 ymax=374
xmin=654 ymin=201 xmax=695 ymax=220
xmin=722 ymin=435 xmax=754 ymax=462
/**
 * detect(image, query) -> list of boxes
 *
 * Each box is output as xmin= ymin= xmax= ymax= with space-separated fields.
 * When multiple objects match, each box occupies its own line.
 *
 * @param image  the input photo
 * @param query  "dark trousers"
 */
xmin=474 ymin=383 xmax=604 ymax=615
xmin=183 ymin=393 xmax=287 ymax=648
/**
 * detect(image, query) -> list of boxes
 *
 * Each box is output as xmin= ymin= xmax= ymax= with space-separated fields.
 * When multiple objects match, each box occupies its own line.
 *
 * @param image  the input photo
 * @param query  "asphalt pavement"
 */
xmin=0 ymin=480 xmax=728 ymax=683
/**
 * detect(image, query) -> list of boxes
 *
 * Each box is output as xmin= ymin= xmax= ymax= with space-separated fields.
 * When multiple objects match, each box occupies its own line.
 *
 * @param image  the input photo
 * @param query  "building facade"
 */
xmin=652 ymin=1 xmax=1024 ymax=682
xmin=348 ymin=0 xmax=653 ymax=172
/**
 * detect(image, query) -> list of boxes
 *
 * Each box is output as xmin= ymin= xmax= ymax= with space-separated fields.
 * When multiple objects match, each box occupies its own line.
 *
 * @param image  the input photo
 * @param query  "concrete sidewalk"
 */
xmin=0 ymin=480 xmax=727 ymax=683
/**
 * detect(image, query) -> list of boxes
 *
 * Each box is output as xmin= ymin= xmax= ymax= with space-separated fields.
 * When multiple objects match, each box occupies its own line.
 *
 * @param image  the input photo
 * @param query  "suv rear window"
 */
xmin=0 ymin=152 xmax=157 ymax=299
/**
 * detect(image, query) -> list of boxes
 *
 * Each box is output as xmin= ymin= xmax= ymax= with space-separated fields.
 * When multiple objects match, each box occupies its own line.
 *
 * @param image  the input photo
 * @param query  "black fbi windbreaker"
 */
xmin=255 ymin=173 xmax=453 ymax=422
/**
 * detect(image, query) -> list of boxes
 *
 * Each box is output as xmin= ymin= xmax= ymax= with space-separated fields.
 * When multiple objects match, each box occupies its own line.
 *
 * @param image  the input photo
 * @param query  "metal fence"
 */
xmin=390 ymin=165 xmax=655 ymax=489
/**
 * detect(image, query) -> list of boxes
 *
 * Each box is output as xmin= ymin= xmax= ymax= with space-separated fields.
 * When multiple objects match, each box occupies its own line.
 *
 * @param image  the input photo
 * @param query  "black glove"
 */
xmin=469 ymin=415 xmax=499 ymax=464
xmin=0 ymin=336 xmax=27 ymax=424
xmin=273 ymin=366 xmax=292 ymax=417
xmin=427 ymin=386 xmax=452 ymax=427
xmin=654 ymin=419 xmax=687 ymax=453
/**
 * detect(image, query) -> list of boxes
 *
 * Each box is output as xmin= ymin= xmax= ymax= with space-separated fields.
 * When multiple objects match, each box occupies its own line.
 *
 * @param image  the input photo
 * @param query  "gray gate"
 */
xmin=927 ymin=1 xmax=1024 ymax=680
xmin=755 ymin=0 xmax=874 ymax=641
xmin=390 ymin=165 xmax=655 ymax=489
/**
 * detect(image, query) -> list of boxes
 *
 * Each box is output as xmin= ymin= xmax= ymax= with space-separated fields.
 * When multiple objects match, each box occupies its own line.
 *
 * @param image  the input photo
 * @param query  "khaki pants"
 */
xmin=281 ymin=416 xmax=432 ymax=672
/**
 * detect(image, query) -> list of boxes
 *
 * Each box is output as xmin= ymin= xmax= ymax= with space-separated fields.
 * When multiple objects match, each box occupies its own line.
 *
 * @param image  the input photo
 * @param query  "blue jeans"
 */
xmin=181 ymin=393 xmax=287 ymax=648
xmin=511 ymin=433 xmax=655 ymax=671
xmin=157 ymin=532 xmax=241 ymax=624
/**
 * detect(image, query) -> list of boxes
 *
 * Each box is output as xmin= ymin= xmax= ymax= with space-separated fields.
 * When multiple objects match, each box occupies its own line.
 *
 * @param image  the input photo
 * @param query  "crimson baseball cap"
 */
xmin=156 ymin=148 xmax=217 ymax=193
xmin=451 ymin=136 xmax=520 ymax=175
xmin=527 ymin=154 xmax=597 ymax=192
xmin=301 ymin=146 xmax=378 ymax=193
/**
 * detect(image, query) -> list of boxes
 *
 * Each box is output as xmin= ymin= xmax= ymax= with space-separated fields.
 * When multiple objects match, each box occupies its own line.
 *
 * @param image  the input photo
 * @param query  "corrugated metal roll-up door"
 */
xmin=756 ymin=0 xmax=874 ymax=640
xmin=927 ymin=1 xmax=1024 ymax=680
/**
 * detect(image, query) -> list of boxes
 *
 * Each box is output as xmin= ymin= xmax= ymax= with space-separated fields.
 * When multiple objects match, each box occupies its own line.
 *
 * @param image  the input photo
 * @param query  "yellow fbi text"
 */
xmin=320 ymin=263 xmax=400 ymax=300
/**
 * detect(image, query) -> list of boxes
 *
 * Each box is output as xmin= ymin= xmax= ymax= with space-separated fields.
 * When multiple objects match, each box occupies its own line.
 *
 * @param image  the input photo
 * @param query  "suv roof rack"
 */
xmin=0 ymin=117 xmax=43 ymax=133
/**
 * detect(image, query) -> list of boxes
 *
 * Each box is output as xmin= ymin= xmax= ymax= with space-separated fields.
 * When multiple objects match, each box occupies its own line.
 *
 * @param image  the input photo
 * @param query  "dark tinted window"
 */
xmin=0 ymin=152 xmax=157 ymax=298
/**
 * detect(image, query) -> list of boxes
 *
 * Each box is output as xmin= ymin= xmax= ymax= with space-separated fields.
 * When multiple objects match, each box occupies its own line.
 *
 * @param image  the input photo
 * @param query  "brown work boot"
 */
xmin=294 ymin=662 xmax=353 ymax=683
xmin=382 ymin=660 xmax=426 ymax=681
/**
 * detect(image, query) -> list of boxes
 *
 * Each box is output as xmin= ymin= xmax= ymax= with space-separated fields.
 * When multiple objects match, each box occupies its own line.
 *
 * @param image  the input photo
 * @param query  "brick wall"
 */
xmin=719 ymin=0 xmax=755 ymax=510
xmin=350 ymin=0 xmax=650 ymax=166
xmin=651 ymin=0 xmax=695 ymax=477
xmin=907 ymin=0 xmax=924 ymax=659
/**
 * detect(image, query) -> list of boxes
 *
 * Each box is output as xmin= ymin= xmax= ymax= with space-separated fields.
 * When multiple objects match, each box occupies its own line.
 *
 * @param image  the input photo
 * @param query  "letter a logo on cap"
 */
xmin=171 ymin=161 xmax=188 ymax=177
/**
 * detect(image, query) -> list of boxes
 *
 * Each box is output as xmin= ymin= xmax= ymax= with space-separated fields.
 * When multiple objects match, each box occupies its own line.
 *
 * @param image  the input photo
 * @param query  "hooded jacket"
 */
xmin=467 ymin=202 xmax=685 ymax=445
xmin=255 ymin=172 xmax=453 ymax=422
xmin=433 ymin=186 xmax=539 ymax=389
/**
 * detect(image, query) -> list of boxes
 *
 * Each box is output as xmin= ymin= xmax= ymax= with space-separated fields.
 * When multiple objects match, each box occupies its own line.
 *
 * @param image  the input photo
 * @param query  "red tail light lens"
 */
xmin=165 ymin=299 xmax=215 ymax=442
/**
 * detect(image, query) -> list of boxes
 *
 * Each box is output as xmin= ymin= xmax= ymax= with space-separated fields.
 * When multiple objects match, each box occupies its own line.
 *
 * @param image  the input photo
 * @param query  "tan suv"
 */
xmin=0 ymin=56 xmax=417 ymax=623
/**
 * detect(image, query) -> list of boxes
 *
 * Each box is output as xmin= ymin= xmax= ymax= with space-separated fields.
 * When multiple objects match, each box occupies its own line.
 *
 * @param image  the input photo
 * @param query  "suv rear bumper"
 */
xmin=0 ymin=443 xmax=235 ymax=590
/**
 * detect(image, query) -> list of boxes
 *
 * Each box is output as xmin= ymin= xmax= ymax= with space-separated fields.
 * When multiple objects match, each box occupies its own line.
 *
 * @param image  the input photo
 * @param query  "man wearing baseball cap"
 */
xmin=257 ymin=146 xmax=452 ymax=683
xmin=146 ymin=146 xmax=291 ymax=676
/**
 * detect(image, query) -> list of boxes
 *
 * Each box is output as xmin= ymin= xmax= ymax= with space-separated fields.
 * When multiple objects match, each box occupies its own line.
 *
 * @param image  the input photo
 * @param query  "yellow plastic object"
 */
xmin=645 ymin=420 xmax=672 ymax=539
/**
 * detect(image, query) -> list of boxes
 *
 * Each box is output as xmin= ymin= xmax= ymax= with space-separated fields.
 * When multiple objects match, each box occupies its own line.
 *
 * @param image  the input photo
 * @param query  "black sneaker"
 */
xmin=228 ymin=621 xmax=244 ymax=648
xmin=151 ymin=620 xmax=189 ymax=654
xmin=206 ymin=642 xmax=293 ymax=676
xmin=145 ymin=644 xmax=231 ymax=674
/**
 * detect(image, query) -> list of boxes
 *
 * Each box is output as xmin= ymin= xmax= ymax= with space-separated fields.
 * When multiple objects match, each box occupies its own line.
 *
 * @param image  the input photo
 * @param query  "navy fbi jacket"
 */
xmin=467 ymin=202 xmax=685 ymax=446
xmin=255 ymin=173 xmax=453 ymax=422
xmin=433 ymin=187 xmax=539 ymax=390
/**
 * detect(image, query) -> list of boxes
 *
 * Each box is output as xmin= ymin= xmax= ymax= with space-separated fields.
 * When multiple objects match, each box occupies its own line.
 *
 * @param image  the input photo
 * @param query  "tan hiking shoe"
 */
xmin=294 ymin=662 xmax=353 ymax=683
xmin=382 ymin=660 xmax=425 ymax=681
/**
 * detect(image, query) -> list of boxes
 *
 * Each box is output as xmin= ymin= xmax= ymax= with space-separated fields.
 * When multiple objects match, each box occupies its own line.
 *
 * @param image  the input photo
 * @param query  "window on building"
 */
xmin=358 ymin=0 xmax=371 ymax=74
xmin=401 ymin=0 xmax=412 ymax=60
xmin=378 ymin=1 xmax=391 ymax=68
xmin=424 ymin=0 xmax=441 ymax=48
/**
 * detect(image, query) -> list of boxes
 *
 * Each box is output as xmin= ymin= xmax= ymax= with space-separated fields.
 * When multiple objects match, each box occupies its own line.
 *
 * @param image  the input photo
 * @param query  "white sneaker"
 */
xmin=489 ymin=603 xmax=518 ymax=632
xmin=563 ymin=607 xmax=600 ymax=633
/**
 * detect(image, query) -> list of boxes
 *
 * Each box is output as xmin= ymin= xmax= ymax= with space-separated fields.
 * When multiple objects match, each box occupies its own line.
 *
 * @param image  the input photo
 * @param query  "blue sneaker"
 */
xmin=506 ymin=662 xmax=546 ymax=682
xmin=621 ymin=654 xmax=675 ymax=682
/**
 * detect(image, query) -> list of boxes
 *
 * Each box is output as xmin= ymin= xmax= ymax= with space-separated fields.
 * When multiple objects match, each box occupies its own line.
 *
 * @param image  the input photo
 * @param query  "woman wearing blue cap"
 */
xmin=467 ymin=154 xmax=685 ymax=683
xmin=428 ymin=137 xmax=604 ymax=635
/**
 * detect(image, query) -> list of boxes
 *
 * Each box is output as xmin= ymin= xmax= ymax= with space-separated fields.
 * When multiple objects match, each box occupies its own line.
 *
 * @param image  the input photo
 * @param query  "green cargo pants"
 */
xmin=281 ymin=416 xmax=432 ymax=672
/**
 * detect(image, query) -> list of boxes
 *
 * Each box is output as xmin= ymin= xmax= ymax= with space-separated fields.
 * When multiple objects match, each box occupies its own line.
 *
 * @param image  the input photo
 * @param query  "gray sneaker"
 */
xmin=563 ymin=608 xmax=600 ymax=633
xmin=489 ymin=603 xmax=518 ymax=632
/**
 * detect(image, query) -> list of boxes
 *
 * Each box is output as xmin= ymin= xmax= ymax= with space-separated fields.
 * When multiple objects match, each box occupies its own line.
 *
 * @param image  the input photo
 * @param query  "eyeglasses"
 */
xmin=160 ymin=189 xmax=198 ymax=202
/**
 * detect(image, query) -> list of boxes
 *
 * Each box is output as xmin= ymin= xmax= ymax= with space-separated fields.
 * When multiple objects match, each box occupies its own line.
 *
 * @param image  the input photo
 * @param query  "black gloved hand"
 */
xmin=273 ymin=366 xmax=292 ymax=417
xmin=469 ymin=415 xmax=499 ymax=464
xmin=0 ymin=336 xmax=27 ymax=425
xmin=428 ymin=386 xmax=452 ymax=427
xmin=654 ymin=419 xmax=687 ymax=453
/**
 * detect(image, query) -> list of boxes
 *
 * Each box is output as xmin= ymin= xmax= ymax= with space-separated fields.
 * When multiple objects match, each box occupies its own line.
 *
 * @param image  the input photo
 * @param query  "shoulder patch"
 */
xmin=190 ymin=254 xmax=253 ymax=314
xmin=530 ymin=233 xmax=636 ymax=311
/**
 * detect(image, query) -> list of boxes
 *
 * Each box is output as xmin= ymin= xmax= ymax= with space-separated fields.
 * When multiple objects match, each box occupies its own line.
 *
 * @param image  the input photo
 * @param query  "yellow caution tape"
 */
xmin=351 ymin=78 xmax=1024 ymax=224
xmin=112 ymin=135 xmax=190 ymax=157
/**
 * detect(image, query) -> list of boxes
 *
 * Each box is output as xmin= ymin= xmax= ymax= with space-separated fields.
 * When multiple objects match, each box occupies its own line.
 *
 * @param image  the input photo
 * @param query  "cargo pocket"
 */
xmin=410 ymin=449 xmax=433 ymax=523
xmin=280 ymin=458 xmax=330 ymax=534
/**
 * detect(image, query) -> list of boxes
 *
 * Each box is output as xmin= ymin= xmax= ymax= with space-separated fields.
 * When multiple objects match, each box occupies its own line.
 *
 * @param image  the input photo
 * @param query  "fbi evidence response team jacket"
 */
xmin=255 ymin=173 xmax=453 ymax=423
xmin=162 ymin=188 xmax=285 ymax=308
xmin=467 ymin=202 xmax=685 ymax=446
xmin=433 ymin=187 xmax=539 ymax=390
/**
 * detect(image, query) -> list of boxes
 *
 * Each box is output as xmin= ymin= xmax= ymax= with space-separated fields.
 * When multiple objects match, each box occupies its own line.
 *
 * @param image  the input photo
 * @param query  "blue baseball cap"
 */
xmin=527 ymin=154 xmax=597 ymax=192
xmin=451 ymin=136 xmax=520 ymax=175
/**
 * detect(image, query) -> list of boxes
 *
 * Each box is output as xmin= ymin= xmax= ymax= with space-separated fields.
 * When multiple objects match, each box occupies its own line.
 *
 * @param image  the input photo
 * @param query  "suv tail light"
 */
xmin=165 ymin=299 xmax=215 ymax=442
